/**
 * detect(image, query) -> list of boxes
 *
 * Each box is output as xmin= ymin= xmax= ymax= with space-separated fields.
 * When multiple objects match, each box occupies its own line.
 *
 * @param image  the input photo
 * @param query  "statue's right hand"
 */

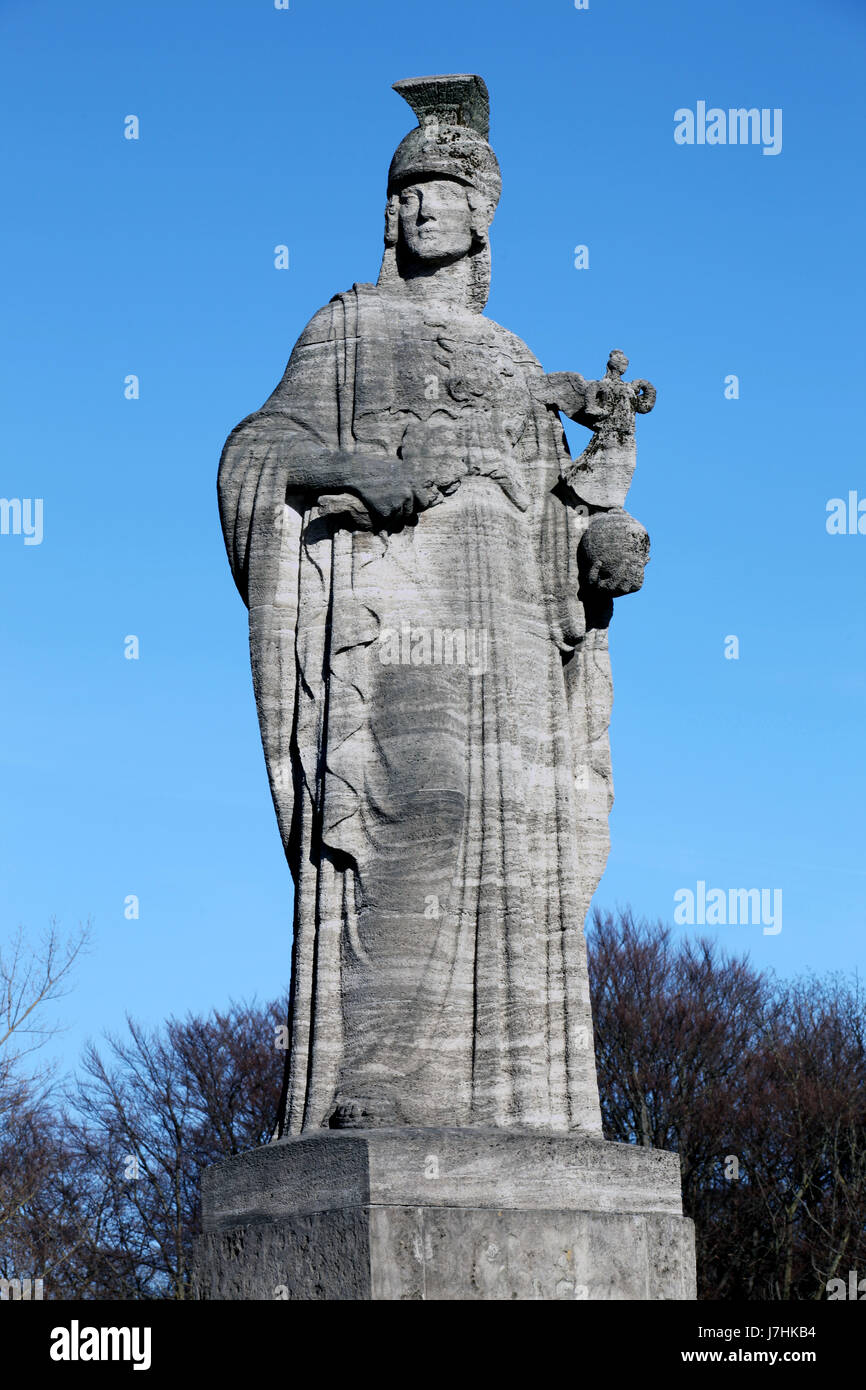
xmin=348 ymin=459 xmax=436 ymax=522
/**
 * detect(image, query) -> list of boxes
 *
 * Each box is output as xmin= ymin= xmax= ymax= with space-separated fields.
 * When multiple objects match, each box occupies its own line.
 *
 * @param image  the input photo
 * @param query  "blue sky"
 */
xmin=1 ymin=0 xmax=864 ymax=1074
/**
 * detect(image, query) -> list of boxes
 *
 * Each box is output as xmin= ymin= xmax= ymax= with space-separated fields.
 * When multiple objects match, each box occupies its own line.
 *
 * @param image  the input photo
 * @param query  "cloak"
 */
xmin=218 ymin=283 xmax=615 ymax=1134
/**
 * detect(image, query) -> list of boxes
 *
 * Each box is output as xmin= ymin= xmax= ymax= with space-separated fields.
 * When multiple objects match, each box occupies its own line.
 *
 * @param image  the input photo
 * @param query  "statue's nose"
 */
xmin=416 ymin=193 xmax=437 ymax=221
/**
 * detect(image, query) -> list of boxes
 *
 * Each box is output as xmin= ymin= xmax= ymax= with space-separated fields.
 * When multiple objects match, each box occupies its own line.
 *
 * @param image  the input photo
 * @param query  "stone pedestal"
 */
xmin=194 ymin=1128 xmax=696 ymax=1300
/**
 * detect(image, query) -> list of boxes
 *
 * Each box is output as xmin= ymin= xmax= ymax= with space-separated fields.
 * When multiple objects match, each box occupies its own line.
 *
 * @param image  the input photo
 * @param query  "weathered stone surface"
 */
xmin=580 ymin=508 xmax=651 ymax=597
xmin=210 ymin=71 xmax=694 ymax=1300
xmin=194 ymin=1131 xmax=696 ymax=1301
xmin=196 ymin=1208 xmax=695 ymax=1301
xmin=202 ymin=1128 xmax=686 ymax=1225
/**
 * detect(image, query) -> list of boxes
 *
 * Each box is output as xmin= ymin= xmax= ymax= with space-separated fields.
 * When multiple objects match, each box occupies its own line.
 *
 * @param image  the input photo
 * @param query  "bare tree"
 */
xmin=0 ymin=919 xmax=92 ymax=1295
xmin=0 ymin=920 xmax=90 ymax=1103
xmin=588 ymin=908 xmax=866 ymax=1300
xmin=728 ymin=974 xmax=866 ymax=1299
xmin=66 ymin=998 xmax=286 ymax=1299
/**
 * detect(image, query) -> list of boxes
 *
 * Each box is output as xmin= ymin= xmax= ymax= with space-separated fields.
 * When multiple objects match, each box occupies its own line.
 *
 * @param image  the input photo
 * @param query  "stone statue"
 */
xmin=549 ymin=349 xmax=656 ymax=511
xmin=217 ymin=73 xmax=653 ymax=1139
xmin=202 ymin=73 xmax=696 ymax=1302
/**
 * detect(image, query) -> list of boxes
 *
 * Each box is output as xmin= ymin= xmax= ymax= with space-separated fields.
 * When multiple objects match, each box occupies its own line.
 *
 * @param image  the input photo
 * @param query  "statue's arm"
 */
xmin=218 ymin=303 xmax=362 ymax=495
xmin=220 ymin=300 xmax=437 ymax=537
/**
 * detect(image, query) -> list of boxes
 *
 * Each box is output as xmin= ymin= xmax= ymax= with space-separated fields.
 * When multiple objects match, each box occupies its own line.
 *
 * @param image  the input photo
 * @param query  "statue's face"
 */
xmin=397 ymin=178 xmax=474 ymax=262
xmin=608 ymin=351 xmax=628 ymax=377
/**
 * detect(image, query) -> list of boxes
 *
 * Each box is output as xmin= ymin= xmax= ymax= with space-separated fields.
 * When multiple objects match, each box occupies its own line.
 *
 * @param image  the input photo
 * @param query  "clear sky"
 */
xmin=1 ymin=0 xmax=864 ymax=1074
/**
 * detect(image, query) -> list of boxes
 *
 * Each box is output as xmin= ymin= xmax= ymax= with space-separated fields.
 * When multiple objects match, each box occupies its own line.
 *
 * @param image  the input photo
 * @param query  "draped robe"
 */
xmin=218 ymin=282 xmax=617 ymax=1135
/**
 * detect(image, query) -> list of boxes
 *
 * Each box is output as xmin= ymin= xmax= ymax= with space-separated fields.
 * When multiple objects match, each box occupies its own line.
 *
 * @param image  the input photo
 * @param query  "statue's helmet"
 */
xmin=387 ymin=74 xmax=502 ymax=213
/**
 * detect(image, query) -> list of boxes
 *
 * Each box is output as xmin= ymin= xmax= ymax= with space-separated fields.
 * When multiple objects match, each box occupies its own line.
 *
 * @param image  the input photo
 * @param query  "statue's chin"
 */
xmin=401 ymin=241 xmax=471 ymax=269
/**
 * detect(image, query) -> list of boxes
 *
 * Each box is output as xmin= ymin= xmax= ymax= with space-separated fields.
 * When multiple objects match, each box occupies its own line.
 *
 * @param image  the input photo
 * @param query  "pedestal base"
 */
xmin=194 ymin=1128 xmax=696 ymax=1301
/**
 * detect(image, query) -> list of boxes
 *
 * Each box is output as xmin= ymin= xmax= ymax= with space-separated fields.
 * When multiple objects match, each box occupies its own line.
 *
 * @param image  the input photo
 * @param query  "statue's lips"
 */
xmin=414 ymin=228 xmax=451 ymax=247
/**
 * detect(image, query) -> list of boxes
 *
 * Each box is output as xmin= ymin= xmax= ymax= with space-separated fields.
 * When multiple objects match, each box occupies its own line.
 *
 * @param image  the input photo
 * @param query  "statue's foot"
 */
xmin=328 ymin=1096 xmax=398 ymax=1130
